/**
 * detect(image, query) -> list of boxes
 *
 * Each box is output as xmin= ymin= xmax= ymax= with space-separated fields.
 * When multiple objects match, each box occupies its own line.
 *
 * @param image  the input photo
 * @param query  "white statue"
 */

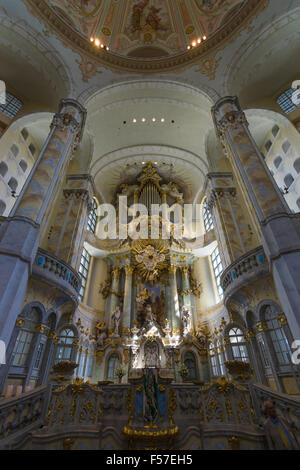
xmin=145 ymin=303 xmax=154 ymax=325
xmin=96 ymin=328 xmax=107 ymax=348
xmin=182 ymin=306 xmax=192 ymax=333
xmin=111 ymin=306 xmax=121 ymax=336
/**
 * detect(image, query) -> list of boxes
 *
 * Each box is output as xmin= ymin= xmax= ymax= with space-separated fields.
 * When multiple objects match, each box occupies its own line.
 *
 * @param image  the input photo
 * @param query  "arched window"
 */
xmin=211 ymin=246 xmax=223 ymax=299
xmin=277 ymin=89 xmax=300 ymax=115
xmin=284 ymin=174 xmax=294 ymax=189
xmin=184 ymin=351 xmax=197 ymax=381
xmin=228 ymin=328 xmax=249 ymax=362
xmin=55 ymin=328 xmax=75 ymax=363
xmin=203 ymin=199 xmax=223 ymax=299
xmin=0 ymin=161 xmax=8 ymax=177
xmin=19 ymin=159 xmax=28 ymax=172
xmin=0 ymin=200 xmax=6 ymax=216
xmin=209 ymin=343 xmax=218 ymax=377
xmin=0 ymin=92 xmax=23 ymax=118
xmin=85 ymin=344 xmax=95 ymax=378
xmin=203 ymin=200 xmax=213 ymax=232
xmin=11 ymin=308 xmax=40 ymax=367
xmin=8 ymin=177 xmax=18 ymax=192
xmin=274 ymin=156 xmax=282 ymax=169
xmin=78 ymin=247 xmax=91 ymax=302
xmin=293 ymin=158 xmax=300 ymax=174
xmin=216 ymin=340 xmax=226 ymax=375
xmin=107 ymin=353 xmax=119 ymax=380
xmin=264 ymin=306 xmax=292 ymax=366
xmin=77 ymin=340 xmax=88 ymax=377
xmin=87 ymin=198 xmax=98 ymax=234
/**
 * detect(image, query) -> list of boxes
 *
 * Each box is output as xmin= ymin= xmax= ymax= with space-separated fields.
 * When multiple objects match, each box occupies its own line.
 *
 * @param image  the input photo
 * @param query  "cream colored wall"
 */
xmin=192 ymin=257 xmax=218 ymax=313
xmin=84 ymin=257 xmax=108 ymax=312
xmin=262 ymin=123 xmax=300 ymax=212
xmin=0 ymin=126 xmax=39 ymax=216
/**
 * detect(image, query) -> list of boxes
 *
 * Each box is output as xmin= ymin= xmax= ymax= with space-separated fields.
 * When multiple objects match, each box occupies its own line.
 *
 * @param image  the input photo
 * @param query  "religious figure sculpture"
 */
xmin=95 ymin=321 xmax=107 ymax=348
xmin=144 ymin=341 xmax=160 ymax=368
xmin=182 ymin=306 xmax=192 ymax=334
xmin=111 ymin=306 xmax=121 ymax=336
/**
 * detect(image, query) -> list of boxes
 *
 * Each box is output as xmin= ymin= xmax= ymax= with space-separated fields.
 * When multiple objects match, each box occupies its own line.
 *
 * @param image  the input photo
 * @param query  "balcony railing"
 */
xmin=32 ymin=248 xmax=81 ymax=303
xmin=220 ymin=246 xmax=269 ymax=299
xmin=0 ymin=385 xmax=50 ymax=448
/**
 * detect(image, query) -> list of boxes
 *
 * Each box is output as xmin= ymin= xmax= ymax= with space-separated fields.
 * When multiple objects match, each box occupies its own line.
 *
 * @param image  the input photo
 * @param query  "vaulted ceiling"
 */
xmin=1 ymin=0 xmax=299 ymax=204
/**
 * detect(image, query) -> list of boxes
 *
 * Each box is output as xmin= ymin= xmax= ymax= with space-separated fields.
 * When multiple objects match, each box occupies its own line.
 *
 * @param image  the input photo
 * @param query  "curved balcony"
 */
xmin=220 ymin=246 xmax=269 ymax=300
xmin=32 ymin=248 xmax=81 ymax=304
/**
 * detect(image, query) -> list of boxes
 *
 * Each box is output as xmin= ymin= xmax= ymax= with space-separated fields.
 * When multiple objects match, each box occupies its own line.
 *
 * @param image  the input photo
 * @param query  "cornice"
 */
xmin=22 ymin=0 xmax=270 ymax=77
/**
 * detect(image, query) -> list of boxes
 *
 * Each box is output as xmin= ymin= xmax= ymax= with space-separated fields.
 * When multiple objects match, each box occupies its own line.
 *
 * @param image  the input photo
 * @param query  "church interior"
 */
xmin=0 ymin=0 xmax=300 ymax=451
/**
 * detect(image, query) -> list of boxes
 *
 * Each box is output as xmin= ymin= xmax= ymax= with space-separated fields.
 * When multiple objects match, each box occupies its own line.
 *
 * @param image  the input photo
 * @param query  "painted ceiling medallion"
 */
xmin=23 ymin=0 xmax=270 ymax=75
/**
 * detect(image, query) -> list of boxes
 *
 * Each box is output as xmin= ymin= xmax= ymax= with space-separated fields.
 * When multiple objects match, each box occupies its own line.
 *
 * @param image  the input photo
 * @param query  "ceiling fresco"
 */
xmin=46 ymin=0 xmax=243 ymax=58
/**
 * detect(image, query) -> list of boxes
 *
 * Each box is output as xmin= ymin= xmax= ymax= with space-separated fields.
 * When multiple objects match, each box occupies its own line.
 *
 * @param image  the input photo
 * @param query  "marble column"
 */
xmin=46 ymin=174 xmax=95 ymax=271
xmin=0 ymin=99 xmax=86 ymax=347
xmin=122 ymin=265 xmax=134 ymax=335
xmin=212 ymin=96 xmax=300 ymax=340
xmin=109 ymin=267 xmax=121 ymax=330
xmin=205 ymin=173 xmax=258 ymax=268
xmin=170 ymin=264 xmax=180 ymax=332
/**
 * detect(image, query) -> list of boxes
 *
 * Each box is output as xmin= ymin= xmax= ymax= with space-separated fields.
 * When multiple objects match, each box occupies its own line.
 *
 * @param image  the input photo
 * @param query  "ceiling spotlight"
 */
xmin=152 ymin=117 xmax=156 ymax=122
xmin=197 ymin=38 xmax=201 ymax=44
xmin=106 ymin=47 xmax=109 ymax=51
xmin=142 ymin=118 xmax=146 ymax=122
xmin=203 ymin=35 xmax=207 ymax=40
xmin=187 ymin=45 xmax=191 ymax=50
xmin=161 ymin=118 xmax=165 ymax=122
xmin=90 ymin=37 xmax=94 ymax=42
xmin=95 ymin=38 xmax=100 ymax=47
xmin=101 ymin=44 xmax=104 ymax=48
xmin=133 ymin=118 xmax=137 ymax=123
xmin=192 ymin=41 xmax=196 ymax=47
xmin=142 ymin=162 xmax=146 ymax=165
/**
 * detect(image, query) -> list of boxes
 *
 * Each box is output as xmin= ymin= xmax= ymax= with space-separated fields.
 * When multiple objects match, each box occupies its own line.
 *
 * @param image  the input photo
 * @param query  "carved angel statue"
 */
xmin=111 ymin=306 xmax=121 ymax=336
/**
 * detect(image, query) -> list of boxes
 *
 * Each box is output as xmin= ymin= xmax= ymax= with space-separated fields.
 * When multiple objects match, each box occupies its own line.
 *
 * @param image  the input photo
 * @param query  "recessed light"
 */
xmin=161 ymin=118 xmax=165 ymax=122
xmin=95 ymin=39 xmax=100 ymax=47
xmin=133 ymin=118 xmax=137 ymax=123
xmin=152 ymin=117 xmax=156 ymax=122
xmin=203 ymin=36 xmax=207 ymax=40
xmin=90 ymin=37 xmax=94 ymax=42
xmin=142 ymin=118 xmax=146 ymax=122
